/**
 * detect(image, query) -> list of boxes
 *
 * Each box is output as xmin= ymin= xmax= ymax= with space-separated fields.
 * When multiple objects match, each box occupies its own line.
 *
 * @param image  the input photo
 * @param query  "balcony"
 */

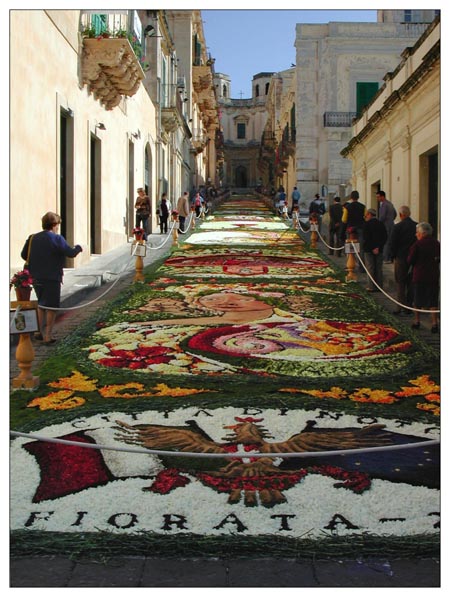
xmin=161 ymin=85 xmax=185 ymax=133
xmin=323 ymin=112 xmax=357 ymax=127
xmin=80 ymin=11 xmax=145 ymax=110
xmin=191 ymin=128 xmax=208 ymax=153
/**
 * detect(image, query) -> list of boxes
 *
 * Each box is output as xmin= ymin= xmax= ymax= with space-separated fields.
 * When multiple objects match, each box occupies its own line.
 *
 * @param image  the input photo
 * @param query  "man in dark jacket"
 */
xmin=328 ymin=196 xmax=343 ymax=256
xmin=342 ymin=190 xmax=366 ymax=271
xmin=390 ymin=205 xmax=417 ymax=313
xmin=362 ymin=208 xmax=387 ymax=292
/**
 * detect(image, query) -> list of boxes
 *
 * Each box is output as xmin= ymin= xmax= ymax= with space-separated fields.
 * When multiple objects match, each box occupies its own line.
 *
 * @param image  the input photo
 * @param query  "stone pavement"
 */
xmin=9 ymin=224 xmax=441 ymax=588
xmin=9 ymin=555 xmax=440 ymax=587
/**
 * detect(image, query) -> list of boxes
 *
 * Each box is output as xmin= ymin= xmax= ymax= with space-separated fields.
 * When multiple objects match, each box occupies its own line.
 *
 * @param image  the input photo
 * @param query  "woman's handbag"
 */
xmin=24 ymin=234 xmax=33 ymax=268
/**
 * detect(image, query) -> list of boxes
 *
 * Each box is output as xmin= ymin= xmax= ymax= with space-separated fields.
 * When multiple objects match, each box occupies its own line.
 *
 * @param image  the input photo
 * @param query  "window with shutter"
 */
xmin=356 ymin=82 xmax=379 ymax=116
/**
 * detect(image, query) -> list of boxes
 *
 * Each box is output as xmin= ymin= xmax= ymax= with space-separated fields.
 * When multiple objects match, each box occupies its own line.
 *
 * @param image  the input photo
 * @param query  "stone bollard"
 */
xmin=190 ymin=207 xmax=196 ymax=230
xmin=171 ymin=210 xmax=179 ymax=246
xmin=309 ymin=216 xmax=319 ymax=248
xmin=11 ymin=299 xmax=40 ymax=389
xmin=345 ymin=229 xmax=360 ymax=282
xmin=132 ymin=227 xmax=146 ymax=282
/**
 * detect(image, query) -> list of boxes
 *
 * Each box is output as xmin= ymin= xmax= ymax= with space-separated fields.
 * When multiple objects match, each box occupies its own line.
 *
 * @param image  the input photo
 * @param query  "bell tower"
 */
xmin=213 ymin=72 xmax=231 ymax=103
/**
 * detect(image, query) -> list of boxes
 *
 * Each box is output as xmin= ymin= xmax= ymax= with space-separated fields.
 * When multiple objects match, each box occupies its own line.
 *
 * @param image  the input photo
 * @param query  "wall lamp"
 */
xmin=144 ymin=25 xmax=163 ymax=38
xmin=95 ymin=122 xmax=106 ymax=131
xmin=132 ymin=130 xmax=141 ymax=139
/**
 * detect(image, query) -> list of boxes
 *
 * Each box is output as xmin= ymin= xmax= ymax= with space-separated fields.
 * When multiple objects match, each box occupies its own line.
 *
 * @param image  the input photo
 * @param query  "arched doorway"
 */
xmin=235 ymin=165 xmax=248 ymax=188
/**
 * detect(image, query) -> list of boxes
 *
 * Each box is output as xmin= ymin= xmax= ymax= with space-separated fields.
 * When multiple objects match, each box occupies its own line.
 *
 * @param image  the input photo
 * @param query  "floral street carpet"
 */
xmin=10 ymin=196 xmax=440 ymax=559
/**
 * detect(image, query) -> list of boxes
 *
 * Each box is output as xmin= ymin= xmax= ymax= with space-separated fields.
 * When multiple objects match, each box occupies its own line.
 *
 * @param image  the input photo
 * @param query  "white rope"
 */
xmin=41 ymin=248 xmax=139 ymax=312
xmin=146 ymin=221 xmax=176 ymax=250
xmin=297 ymin=220 xmax=311 ymax=234
xmin=316 ymin=228 xmax=346 ymax=252
xmin=9 ymin=430 xmax=439 ymax=459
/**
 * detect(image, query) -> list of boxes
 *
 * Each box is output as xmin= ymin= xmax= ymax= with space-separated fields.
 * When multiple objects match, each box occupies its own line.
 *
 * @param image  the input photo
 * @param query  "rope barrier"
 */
xmin=41 ymin=249 xmax=139 ymax=312
xmin=316 ymin=228 xmax=345 ymax=253
xmin=38 ymin=229 xmax=175 ymax=312
xmin=300 ymin=225 xmax=440 ymax=315
xmin=9 ymin=430 xmax=439 ymax=459
xmin=146 ymin=220 xmax=176 ymax=250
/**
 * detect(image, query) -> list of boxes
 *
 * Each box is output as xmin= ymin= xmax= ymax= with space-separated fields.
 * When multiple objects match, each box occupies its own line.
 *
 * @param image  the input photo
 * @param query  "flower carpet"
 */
xmin=10 ymin=196 xmax=440 ymax=559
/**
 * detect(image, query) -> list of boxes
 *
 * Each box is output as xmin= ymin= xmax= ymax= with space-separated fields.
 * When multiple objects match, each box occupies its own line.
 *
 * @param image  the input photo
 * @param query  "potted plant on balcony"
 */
xmin=81 ymin=26 xmax=96 ymax=38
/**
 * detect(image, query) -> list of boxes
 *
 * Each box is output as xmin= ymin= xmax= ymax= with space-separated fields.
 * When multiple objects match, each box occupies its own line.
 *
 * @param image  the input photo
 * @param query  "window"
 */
xmin=193 ymin=34 xmax=202 ymax=66
xmin=356 ymin=82 xmax=379 ymax=115
xmin=265 ymin=82 xmax=270 ymax=95
xmin=237 ymin=123 xmax=246 ymax=139
xmin=255 ymin=84 xmax=260 ymax=97
xmin=223 ymin=84 xmax=227 ymax=98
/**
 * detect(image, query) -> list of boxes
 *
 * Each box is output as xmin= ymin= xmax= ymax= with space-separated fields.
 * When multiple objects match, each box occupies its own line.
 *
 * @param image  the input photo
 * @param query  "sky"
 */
xmin=202 ymin=10 xmax=378 ymax=99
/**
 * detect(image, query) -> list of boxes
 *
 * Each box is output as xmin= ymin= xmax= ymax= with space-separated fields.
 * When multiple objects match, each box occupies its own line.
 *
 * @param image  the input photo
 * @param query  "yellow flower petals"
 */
xmin=48 ymin=370 xmax=97 ymax=392
xmin=27 ymin=390 xmax=86 ymax=411
xmin=350 ymin=388 xmax=398 ymax=404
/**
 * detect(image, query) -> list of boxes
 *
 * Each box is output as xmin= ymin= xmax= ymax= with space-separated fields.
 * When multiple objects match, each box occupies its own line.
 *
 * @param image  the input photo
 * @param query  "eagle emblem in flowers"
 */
xmin=115 ymin=417 xmax=392 ymax=508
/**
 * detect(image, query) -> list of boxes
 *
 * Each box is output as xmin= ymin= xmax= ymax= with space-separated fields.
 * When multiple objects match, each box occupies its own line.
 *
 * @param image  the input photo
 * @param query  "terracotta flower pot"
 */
xmin=15 ymin=287 xmax=31 ymax=301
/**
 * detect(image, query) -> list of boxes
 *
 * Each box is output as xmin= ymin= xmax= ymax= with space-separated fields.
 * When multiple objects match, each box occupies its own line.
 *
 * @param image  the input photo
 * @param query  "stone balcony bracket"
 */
xmin=82 ymin=37 xmax=145 ymax=110
xmin=161 ymin=107 xmax=184 ymax=133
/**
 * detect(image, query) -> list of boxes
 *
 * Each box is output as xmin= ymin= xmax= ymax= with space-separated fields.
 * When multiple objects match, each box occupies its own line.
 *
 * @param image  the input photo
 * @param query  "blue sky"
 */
xmin=202 ymin=10 xmax=377 ymax=99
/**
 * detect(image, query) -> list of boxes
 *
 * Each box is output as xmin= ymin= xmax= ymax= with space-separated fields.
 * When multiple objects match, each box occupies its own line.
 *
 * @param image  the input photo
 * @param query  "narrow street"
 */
xmin=10 ymin=194 xmax=440 ymax=587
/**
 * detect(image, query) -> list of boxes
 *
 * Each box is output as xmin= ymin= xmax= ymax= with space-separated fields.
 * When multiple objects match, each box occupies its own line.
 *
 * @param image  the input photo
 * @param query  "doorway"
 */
xmin=60 ymin=109 xmax=74 ymax=251
xmin=90 ymin=135 xmax=102 ymax=254
xmin=235 ymin=165 xmax=248 ymax=187
xmin=427 ymin=151 xmax=439 ymax=237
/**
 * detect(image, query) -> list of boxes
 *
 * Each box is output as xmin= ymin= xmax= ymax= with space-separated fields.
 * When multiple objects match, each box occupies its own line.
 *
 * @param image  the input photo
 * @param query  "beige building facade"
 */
xmin=341 ymin=18 xmax=440 ymax=237
xmin=294 ymin=13 xmax=436 ymax=203
xmin=214 ymin=72 xmax=272 ymax=189
xmin=10 ymin=10 xmax=156 ymax=271
xmin=261 ymin=68 xmax=296 ymax=194
xmin=10 ymin=9 xmax=220 ymax=272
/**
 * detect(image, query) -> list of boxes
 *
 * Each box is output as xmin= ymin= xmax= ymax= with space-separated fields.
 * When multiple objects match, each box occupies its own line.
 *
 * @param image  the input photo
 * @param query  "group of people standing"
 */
xmin=135 ymin=187 xmax=211 ymax=237
xmin=279 ymin=184 xmax=439 ymax=333
xmin=327 ymin=189 xmax=439 ymax=333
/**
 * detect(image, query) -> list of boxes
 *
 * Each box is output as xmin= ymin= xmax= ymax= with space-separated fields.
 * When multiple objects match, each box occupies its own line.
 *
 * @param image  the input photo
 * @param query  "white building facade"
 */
xmin=294 ymin=11 xmax=436 ymax=202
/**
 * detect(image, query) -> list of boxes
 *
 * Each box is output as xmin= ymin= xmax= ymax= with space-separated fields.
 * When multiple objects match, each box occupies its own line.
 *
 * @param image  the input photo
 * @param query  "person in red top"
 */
xmin=407 ymin=221 xmax=440 ymax=333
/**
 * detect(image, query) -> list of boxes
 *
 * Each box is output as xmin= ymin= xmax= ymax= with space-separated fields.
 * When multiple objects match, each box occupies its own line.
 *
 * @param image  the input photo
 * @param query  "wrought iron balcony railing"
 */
xmin=323 ymin=112 xmax=357 ymax=127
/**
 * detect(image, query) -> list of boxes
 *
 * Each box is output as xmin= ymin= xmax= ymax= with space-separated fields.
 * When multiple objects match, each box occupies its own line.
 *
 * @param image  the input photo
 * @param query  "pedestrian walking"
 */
xmin=176 ymin=191 xmax=190 ymax=233
xmin=20 ymin=211 xmax=83 ymax=344
xmin=390 ymin=205 xmax=417 ymax=314
xmin=157 ymin=193 xmax=170 ymax=233
xmin=193 ymin=192 xmax=203 ymax=217
xmin=291 ymin=186 xmax=301 ymax=214
xmin=407 ymin=222 xmax=440 ymax=333
xmin=328 ymin=196 xmax=343 ymax=256
xmin=134 ymin=188 xmax=151 ymax=237
xmin=362 ymin=208 xmax=387 ymax=292
xmin=376 ymin=190 xmax=397 ymax=262
xmin=309 ymin=194 xmax=326 ymax=233
xmin=341 ymin=190 xmax=366 ymax=271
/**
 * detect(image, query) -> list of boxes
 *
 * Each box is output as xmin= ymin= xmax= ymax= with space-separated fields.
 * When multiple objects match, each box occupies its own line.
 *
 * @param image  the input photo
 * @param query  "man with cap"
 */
xmin=362 ymin=208 xmax=388 ymax=292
